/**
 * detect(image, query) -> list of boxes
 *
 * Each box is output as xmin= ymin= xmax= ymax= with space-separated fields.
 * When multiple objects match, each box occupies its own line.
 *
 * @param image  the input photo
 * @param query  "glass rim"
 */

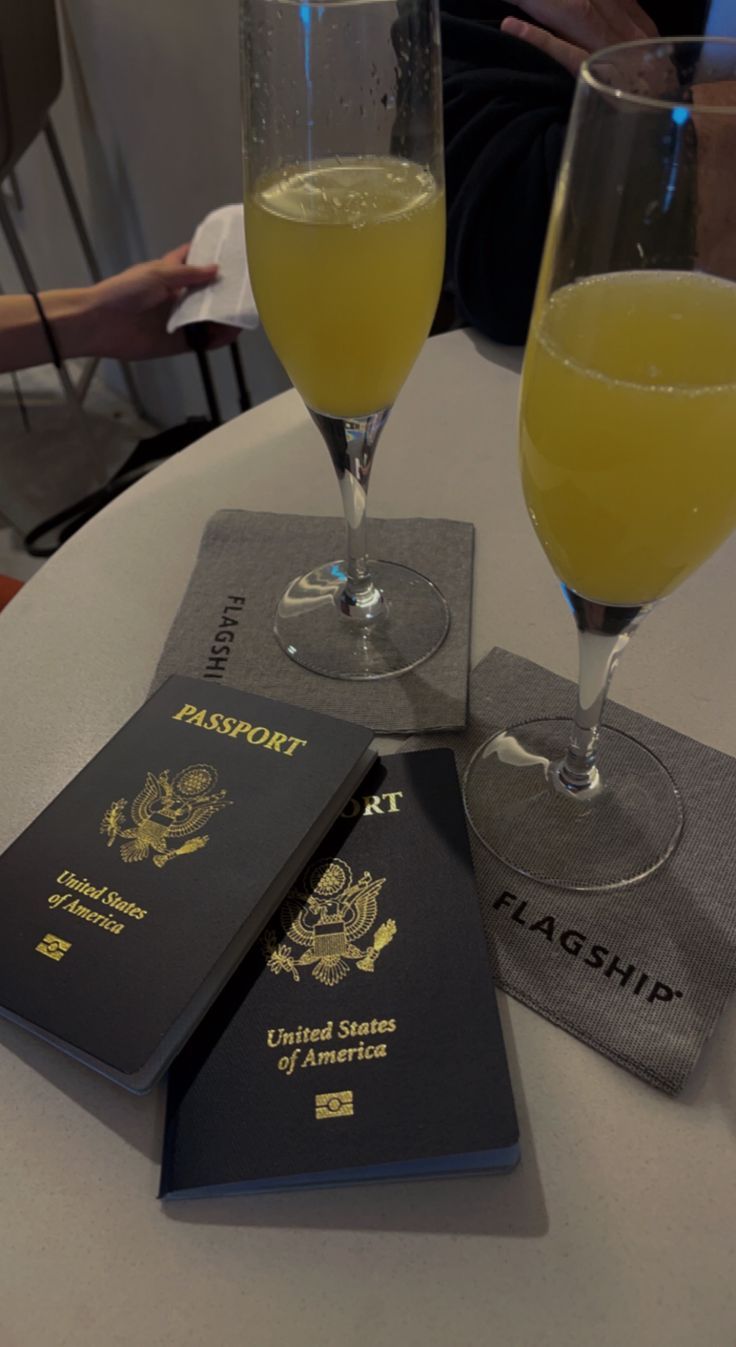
xmin=581 ymin=35 xmax=736 ymax=116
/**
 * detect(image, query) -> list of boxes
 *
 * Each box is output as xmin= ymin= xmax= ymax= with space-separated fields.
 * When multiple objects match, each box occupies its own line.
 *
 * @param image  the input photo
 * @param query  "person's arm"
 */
xmin=0 ymin=288 xmax=98 ymax=374
xmin=0 ymin=244 xmax=235 ymax=375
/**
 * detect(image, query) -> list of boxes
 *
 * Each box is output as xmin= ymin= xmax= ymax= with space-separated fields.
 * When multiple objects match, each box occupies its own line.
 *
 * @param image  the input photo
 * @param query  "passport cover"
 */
xmin=0 ymin=675 xmax=375 ymax=1091
xmin=161 ymin=750 xmax=519 ymax=1196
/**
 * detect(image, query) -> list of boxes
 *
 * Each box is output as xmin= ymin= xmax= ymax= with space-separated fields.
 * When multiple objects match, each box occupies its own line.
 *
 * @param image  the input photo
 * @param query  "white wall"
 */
xmin=0 ymin=0 xmax=289 ymax=424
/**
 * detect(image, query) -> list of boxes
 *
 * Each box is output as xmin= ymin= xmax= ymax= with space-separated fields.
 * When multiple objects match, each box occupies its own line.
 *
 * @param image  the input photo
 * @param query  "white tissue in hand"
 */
xmin=166 ymin=204 xmax=259 ymax=333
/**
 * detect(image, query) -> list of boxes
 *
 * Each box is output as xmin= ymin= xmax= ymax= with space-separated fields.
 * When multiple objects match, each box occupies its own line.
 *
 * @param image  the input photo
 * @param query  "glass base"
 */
xmin=463 ymin=718 xmax=683 ymax=891
xmin=274 ymin=558 xmax=449 ymax=680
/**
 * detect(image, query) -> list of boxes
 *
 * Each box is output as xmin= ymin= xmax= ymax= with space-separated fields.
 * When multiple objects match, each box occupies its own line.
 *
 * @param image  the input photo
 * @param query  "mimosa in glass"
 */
xmin=521 ymin=270 xmax=736 ymax=606
xmin=245 ymin=157 xmax=445 ymax=419
xmin=464 ymin=38 xmax=736 ymax=890
xmin=241 ymin=0 xmax=448 ymax=680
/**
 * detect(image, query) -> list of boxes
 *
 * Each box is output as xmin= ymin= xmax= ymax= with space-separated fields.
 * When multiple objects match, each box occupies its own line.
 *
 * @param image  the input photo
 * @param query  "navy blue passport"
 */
xmin=161 ymin=750 xmax=519 ymax=1196
xmin=0 ymin=676 xmax=375 ymax=1092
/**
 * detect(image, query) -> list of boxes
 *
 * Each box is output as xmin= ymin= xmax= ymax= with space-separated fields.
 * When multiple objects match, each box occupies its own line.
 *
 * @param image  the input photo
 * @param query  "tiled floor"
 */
xmin=0 ymin=362 xmax=152 ymax=581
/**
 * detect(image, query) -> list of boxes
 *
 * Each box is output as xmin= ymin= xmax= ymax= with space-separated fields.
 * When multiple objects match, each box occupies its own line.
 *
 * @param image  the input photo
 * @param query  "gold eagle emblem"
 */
xmin=100 ymin=763 xmax=232 ymax=867
xmin=262 ymin=857 xmax=396 ymax=987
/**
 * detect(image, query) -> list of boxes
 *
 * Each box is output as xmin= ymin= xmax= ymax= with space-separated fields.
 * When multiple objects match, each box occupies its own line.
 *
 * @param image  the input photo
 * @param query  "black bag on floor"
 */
xmin=22 ymin=328 xmax=252 ymax=558
xmin=23 ymin=417 xmax=214 ymax=557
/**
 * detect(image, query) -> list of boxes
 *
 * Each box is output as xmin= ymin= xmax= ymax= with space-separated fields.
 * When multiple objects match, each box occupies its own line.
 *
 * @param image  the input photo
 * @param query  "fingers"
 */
xmin=501 ymin=17 xmax=587 ymax=76
xmin=596 ymin=0 xmax=658 ymax=38
xmin=160 ymin=261 xmax=219 ymax=292
xmin=506 ymin=0 xmax=658 ymax=53
xmin=505 ymin=1 xmax=612 ymax=51
xmin=161 ymin=243 xmax=192 ymax=266
xmin=502 ymin=0 xmax=660 ymax=77
xmin=158 ymin=244 xmax=218 ymax=291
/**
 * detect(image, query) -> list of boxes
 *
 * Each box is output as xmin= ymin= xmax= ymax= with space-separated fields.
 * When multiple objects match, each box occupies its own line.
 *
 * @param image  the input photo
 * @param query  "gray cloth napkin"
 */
xmin=152 ymin=510 xmax=473 ymax=734
xmin=412 ymin=648 xmax=736 ymax=1094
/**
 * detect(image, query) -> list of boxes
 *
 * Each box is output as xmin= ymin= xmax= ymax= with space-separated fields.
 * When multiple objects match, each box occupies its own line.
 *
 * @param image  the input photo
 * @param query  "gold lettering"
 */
xmin=340 ymin=792 xmax=403 ymax=820
xmin=228 ymin=719 xmax=252 ymax=740
xmin=172 ymin=703 xmax=198 ymax=722
xmin=273 ymin=1028 xmax=391 ymax=1076
xmin=267 ymin=1021 xmax=334 ymax=1047
xmin=63 ymin=897 xmax=124 ymax=935
xmin=278 ymin=1049 xmax=301 ymax=1075
xmin=283 ymin=736 xmax=308 ymax=757
xmin=337 ymin=1017 xmax=396 ymax=1039
xmin=103 ymin=893 xmax=148 ymax=918
xmin=174 ymin=705 xmax=308 ymax=757
xmin=47 ymin=873 xmax=147 ymax=935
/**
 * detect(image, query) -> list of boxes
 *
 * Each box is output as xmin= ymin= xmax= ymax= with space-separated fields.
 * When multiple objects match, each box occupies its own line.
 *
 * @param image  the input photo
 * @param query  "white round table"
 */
xmin=1 ymin=331 xmax=734 ymax=1347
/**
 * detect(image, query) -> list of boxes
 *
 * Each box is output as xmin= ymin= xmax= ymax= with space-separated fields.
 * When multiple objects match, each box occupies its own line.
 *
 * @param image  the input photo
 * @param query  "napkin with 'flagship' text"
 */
xmin=412 ymin=648 xmax=736 ymax=1094
xmin=152 ymin=510 xmax=473 ymax=735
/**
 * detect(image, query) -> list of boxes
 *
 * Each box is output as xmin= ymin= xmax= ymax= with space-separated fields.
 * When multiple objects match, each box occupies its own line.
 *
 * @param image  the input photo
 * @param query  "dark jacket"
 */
xmin=443 ymin=1 xmax=710 ymax=342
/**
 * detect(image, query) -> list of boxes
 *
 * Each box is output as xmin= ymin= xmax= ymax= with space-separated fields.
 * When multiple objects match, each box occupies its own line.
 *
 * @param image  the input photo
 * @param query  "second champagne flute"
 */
xmin=463 ymin=38 xmax=736 ymax=890
xmin=241 ymin=0 xmax=448 ymax=680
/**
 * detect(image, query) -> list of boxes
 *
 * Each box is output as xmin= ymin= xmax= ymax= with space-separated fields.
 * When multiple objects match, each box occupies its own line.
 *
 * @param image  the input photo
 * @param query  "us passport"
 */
xmin=161 ymin=750 xmax=520 ymax=1196
xmin=0 ymin=675 xmax=375 ymax=1091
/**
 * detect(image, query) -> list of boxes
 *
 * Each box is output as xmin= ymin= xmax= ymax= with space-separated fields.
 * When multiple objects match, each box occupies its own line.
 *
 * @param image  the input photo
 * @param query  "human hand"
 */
xmin=85 ymin=244 xmax=240 ymax=360
xmin=501 ymin=1 xmax=658 ymax=77
xmin=692 ymin=81 xmax=736 ymax=276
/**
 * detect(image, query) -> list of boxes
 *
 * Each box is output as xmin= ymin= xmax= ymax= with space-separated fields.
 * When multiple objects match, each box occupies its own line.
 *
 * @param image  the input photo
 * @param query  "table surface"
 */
xmin=1 ymin=330 xmax=734 ymax=1347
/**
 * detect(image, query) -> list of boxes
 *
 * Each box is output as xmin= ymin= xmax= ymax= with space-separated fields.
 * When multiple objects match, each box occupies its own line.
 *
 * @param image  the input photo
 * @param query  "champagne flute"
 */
xmin=240 ymin=0 xmax=448 ymax=680
xmin=464 ymin=38 xmax=736 ymax=890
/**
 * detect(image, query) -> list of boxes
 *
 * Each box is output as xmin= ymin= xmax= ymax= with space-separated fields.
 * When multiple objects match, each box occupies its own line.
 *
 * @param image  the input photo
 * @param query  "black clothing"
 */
xmin=442 ymin=1 xmax=711 ymax=342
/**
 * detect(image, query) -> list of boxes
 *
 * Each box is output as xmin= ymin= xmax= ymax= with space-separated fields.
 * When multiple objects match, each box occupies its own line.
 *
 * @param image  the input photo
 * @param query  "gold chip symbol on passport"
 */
xmin=35 ymin=934 xmax=72 ymax=962
xmin=315 ymin=1090 xmax=354 ymax=1120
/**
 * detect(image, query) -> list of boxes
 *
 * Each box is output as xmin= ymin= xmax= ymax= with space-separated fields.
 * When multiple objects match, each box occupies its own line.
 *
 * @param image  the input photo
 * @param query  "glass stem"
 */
xmin=554 ymin=587 xmax=652 ymax=800
xmin=310 ymin=406 xmax=391 ymax=622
